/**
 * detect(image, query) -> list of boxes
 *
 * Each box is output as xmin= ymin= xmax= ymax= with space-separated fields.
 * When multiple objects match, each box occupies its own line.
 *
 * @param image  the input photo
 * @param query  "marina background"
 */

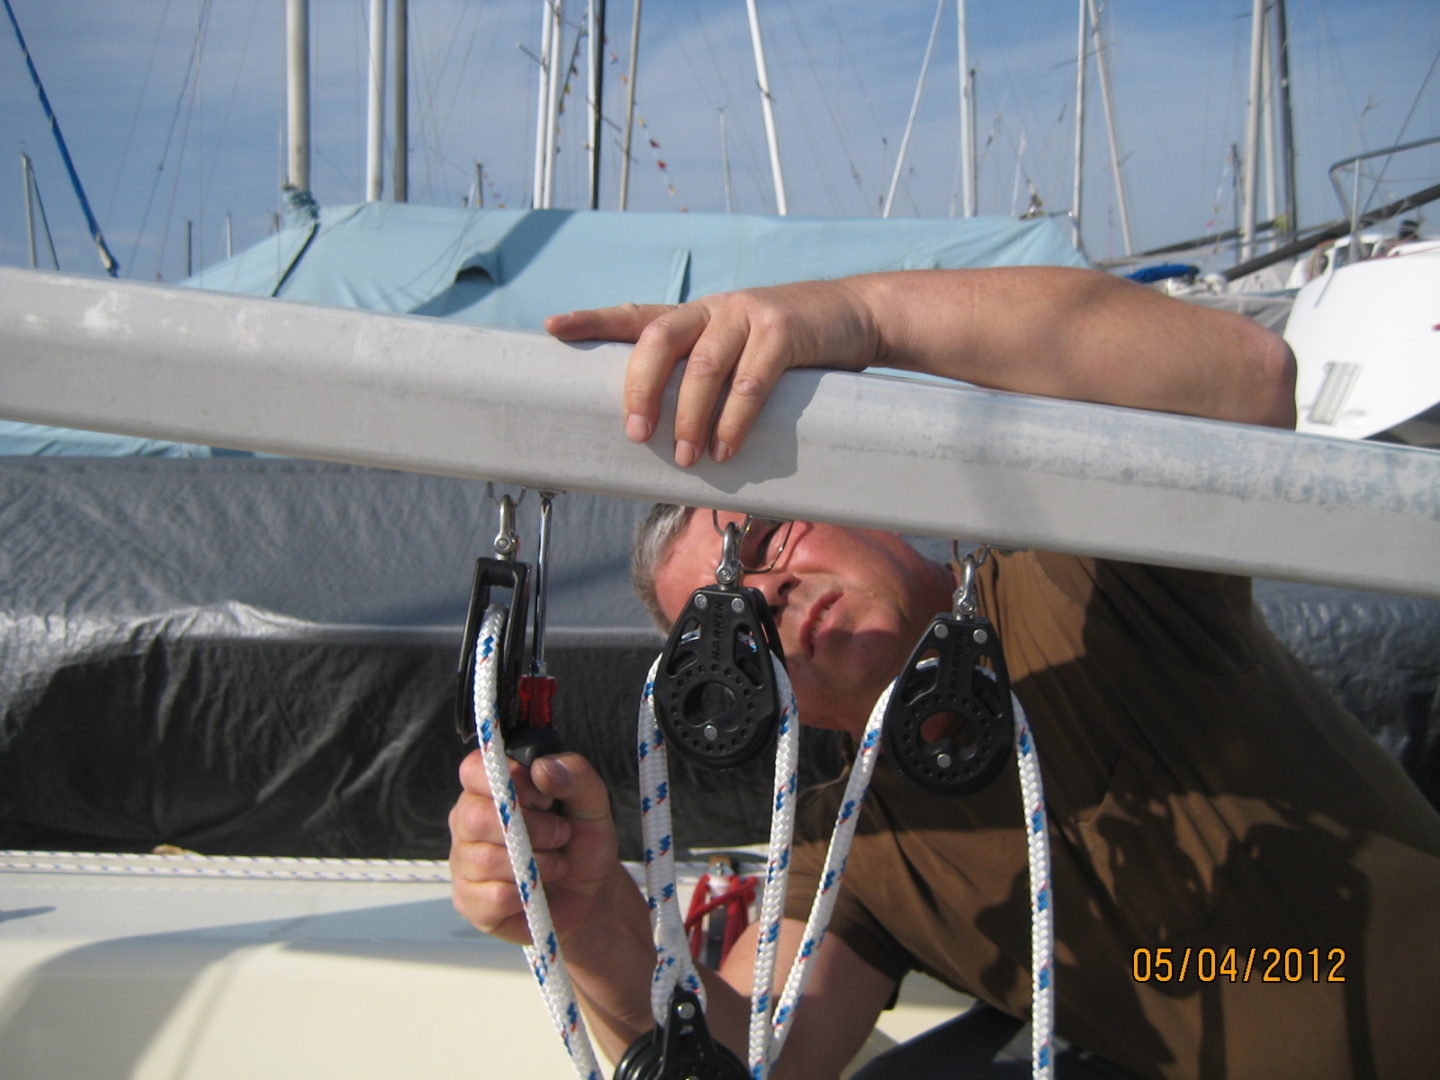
xmin=2 ymin=0 xmax=1437 ymax=282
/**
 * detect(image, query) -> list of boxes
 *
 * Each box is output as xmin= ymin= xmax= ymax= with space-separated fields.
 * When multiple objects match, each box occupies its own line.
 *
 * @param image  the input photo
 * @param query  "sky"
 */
xmin=2 ymin=0 xmax=1437 ymax=284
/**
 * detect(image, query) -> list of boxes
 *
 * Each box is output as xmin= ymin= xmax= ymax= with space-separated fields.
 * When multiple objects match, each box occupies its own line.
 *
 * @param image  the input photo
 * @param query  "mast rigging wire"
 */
xmin=3 ymin=0 xmax=120 ymax=276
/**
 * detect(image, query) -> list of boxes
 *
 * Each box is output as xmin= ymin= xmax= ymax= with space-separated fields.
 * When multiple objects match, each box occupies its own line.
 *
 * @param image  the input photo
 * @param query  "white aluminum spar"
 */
xmin=0 ymin=268 xmax=1437 ymax=598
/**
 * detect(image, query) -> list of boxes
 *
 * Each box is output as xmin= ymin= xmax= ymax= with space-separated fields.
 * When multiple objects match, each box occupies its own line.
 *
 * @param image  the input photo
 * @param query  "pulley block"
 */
xmin=882 ymin=613 xmax=1014 ymax=794
xmin=612 ymin=989 xmax=747 ymax=1080
xmin=652 ymin=585 xmax=785 ymax=769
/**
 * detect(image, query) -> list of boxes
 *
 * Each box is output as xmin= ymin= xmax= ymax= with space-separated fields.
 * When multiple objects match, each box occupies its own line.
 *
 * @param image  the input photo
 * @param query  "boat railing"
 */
xmin=1328 ymin=134 xmax=1440 ymax=263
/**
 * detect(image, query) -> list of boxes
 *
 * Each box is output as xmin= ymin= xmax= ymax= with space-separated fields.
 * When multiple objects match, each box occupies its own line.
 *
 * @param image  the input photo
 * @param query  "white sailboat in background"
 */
xmin=1284 ymin=136 xmax=1440 ymax=447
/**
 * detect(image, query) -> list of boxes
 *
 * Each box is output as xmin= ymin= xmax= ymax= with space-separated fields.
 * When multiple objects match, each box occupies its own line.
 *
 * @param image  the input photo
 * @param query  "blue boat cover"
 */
xmin=1 ymin=204 xmax=1086 ymax=456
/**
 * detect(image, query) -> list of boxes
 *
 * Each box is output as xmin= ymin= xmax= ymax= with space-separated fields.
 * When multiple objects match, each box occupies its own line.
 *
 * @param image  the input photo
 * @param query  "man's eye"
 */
xmin=743 ymin=522 xmax=788 ymax=571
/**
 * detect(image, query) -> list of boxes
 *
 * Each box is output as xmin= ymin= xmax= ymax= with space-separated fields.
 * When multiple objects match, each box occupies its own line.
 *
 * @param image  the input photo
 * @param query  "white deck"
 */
xmin=0 ymin=852 xmax=970 ymax=1079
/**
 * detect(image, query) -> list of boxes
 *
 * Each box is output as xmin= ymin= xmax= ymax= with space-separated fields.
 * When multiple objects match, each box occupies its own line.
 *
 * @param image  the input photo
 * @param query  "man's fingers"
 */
xmin=450 ymin=877 xmax=531 ymax=941
xmin=451 ymin=835 xmax=570 ymax=886
xmin=545 ymin=302 xmax=679 ymax=344
xmin=623 ymin=305 xmax=711 ymax=454
xmin=670 ymin=313 xmax=753 ymax=465
xmin=458 ymin=750 xmax=554 ymax=811
xmin=706 ymin=326 xmax=793 ymax=463
xmin=531 ymin=753 xmax=613 ymax=825
xmin=451 ymin=791 xmax=574 ymax=850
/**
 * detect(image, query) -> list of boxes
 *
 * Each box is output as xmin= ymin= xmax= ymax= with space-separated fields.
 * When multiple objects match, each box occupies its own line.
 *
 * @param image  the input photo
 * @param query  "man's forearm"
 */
xmin=558 ymin=862 xmax=759 ymax=1069
xmin=562 ymin=874 xmax=824 ymax=1075
xmin=847 ymin=267 xmax=1297 ymax=429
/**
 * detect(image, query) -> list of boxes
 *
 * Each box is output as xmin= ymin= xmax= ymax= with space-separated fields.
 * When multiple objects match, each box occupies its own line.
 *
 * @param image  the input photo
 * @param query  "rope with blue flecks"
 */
xmin=762 ymin=679 xmax=893 ymax=1069
xmin=479 ymin=595 xmax=1052 ymax=1080
xmin=1014 ymin=694 xmax=1055 ymax=1079
xmin=636 ymin=652 xmax=802 ymax=1074
xmin=637 ymin=651 xmax=1055 ymax=1080
xmin=474 ymin=603 xmax=603 ymax=1080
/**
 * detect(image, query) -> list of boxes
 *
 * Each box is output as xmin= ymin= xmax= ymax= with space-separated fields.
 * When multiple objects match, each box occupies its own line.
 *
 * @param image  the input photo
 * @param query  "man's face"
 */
xmin=653 ymin=511 xmax=954 ymax=735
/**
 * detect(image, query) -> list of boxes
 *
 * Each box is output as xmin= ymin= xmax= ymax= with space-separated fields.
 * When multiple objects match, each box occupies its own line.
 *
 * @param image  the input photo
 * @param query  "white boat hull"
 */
xmin=1286 ymin=243 xmax=1440 ymax=446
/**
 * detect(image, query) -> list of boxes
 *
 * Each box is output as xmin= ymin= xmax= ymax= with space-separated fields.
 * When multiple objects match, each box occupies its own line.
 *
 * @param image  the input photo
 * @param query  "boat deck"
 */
xmin=0 ymin=850 xmax=973 ymax=1079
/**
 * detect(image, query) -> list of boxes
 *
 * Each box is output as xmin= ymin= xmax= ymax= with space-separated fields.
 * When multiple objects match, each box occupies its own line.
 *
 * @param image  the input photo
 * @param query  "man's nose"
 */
xmin=743 ymin=570 xmax=794 ymax=616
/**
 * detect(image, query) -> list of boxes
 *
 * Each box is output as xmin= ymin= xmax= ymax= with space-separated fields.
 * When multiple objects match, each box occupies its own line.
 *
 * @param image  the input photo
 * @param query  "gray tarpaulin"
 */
xmin=1 ymin=457 xmax=1434 ymax=859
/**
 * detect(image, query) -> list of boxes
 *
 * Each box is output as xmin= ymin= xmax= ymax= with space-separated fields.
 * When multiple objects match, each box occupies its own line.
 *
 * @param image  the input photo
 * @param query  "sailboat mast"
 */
xmin=618 ymin=0 xmax=641 ymax=210
xmin=366 ymin=0 xmax=387 ymax=202
xmin=1262 ymin=27 xmax=1277 ymax=234
xmin=744 ymin=0 xmax=788 ymax=215
xmin=1087 ymin=0 xmax=1132 ymax=255
xmin=1241 ymin=0 xmax=1266 ymax=261
xmin=532 ymin=2 xmax=554 ymax=208
xmin=394 ymin=0 xmax=408 ymax=203
xmin=587 ymin=0 xmax=606 ymax=210
xmin=286 ymin=0 xmax=311 ymax=195
xmin=956 ymin=0 xmax=977 ymax=218
xmin=884 ymin=0 xmax=945 ymax=219
xmin=1274 ymin=0 xmax=1297 ymax=243
xmin=541 ymin=0 xmax=564 ymax=208
xmin=1070 ymin=0 xmax=1087 ymax=249
xmin=719 ymin=108 xmax=735 ymax=213
xmin=21 ymin=153 xmax=37 ymax=268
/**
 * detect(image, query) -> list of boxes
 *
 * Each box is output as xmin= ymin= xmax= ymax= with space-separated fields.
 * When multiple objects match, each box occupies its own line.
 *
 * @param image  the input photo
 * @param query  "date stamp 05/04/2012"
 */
xmin=1132 ymin=946 xmax=1347 ymax=985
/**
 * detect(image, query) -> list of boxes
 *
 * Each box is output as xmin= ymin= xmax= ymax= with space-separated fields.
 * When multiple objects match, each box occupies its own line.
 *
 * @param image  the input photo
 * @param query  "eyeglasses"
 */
xmin=713 ymin=512 xmax=795 ymax=575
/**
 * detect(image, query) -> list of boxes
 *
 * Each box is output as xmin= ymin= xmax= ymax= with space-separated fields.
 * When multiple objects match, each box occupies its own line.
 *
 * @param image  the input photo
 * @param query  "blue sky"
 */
xmin=3 ymin=0 xmax=1436 ymax=283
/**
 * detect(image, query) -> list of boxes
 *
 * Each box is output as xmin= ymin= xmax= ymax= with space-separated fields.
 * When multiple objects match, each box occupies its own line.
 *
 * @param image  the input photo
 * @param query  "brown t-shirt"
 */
xmin=785 ymin=551 xmax=1440 ymax=1080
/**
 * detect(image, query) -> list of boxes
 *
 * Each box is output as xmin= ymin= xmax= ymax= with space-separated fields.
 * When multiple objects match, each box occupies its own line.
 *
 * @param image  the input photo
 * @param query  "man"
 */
xmin=450 ymin=268 xmax=1440 ymax=1078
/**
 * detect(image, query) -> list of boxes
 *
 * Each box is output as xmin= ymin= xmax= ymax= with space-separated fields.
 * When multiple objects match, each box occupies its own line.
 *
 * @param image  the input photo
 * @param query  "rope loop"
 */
xmin=475 ymin=601 xmax=1054 ymax=1080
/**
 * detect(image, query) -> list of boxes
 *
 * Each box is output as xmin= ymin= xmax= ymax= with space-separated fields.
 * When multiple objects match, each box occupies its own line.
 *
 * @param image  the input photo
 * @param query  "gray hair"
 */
xmin=632 ymin=503 xmax=698 ymax=634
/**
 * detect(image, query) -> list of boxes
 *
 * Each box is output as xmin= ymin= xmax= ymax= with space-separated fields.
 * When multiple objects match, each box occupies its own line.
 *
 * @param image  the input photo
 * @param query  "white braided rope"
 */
xmin=473 ymin=604 xmax=603 ymax=1080
xmin=477 ymin=592 xmax=1052 ymax=1080
xmin=635 ymin=653 xmax=802 ymax=1063
xmin=1013 ymin=696 xmax=1055 ymax=1079
xmin=636 ymin=655 xmax=709 ymax=1020
xmin=764 ymin=680 xmax=893 ymax=1069
xmin=741 ymin=662 xmax=800 ymax=1075
xmin=636 ymin=651 xmax=1056 ymax=1080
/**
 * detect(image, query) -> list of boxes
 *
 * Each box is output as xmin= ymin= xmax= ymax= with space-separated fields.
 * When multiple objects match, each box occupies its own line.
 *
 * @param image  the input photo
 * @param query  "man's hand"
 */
xmin=547 ymin=268 xmax=1297 ymax=468
xmin=449 ymin=749 xmax=625 ymax=946
xmin=544 ymin=280 xmax=882 ymax=468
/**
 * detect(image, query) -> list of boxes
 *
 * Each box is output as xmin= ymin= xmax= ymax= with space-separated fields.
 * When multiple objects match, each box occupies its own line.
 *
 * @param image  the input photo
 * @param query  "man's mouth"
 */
xmin=800 ymin=591 xmax=841 ymax=657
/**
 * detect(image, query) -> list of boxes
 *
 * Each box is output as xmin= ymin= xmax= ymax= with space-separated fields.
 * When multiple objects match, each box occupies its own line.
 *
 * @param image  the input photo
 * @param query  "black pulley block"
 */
xmin=882 ymin=613 xmax=1014 ymax=794
xmin=454 ymin=557 xmax=530 ymax=741
xmin=613 ymin=988 xmax=748 ymax=1080
xmin=651 ymin=585 xmax=785 ymax=769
